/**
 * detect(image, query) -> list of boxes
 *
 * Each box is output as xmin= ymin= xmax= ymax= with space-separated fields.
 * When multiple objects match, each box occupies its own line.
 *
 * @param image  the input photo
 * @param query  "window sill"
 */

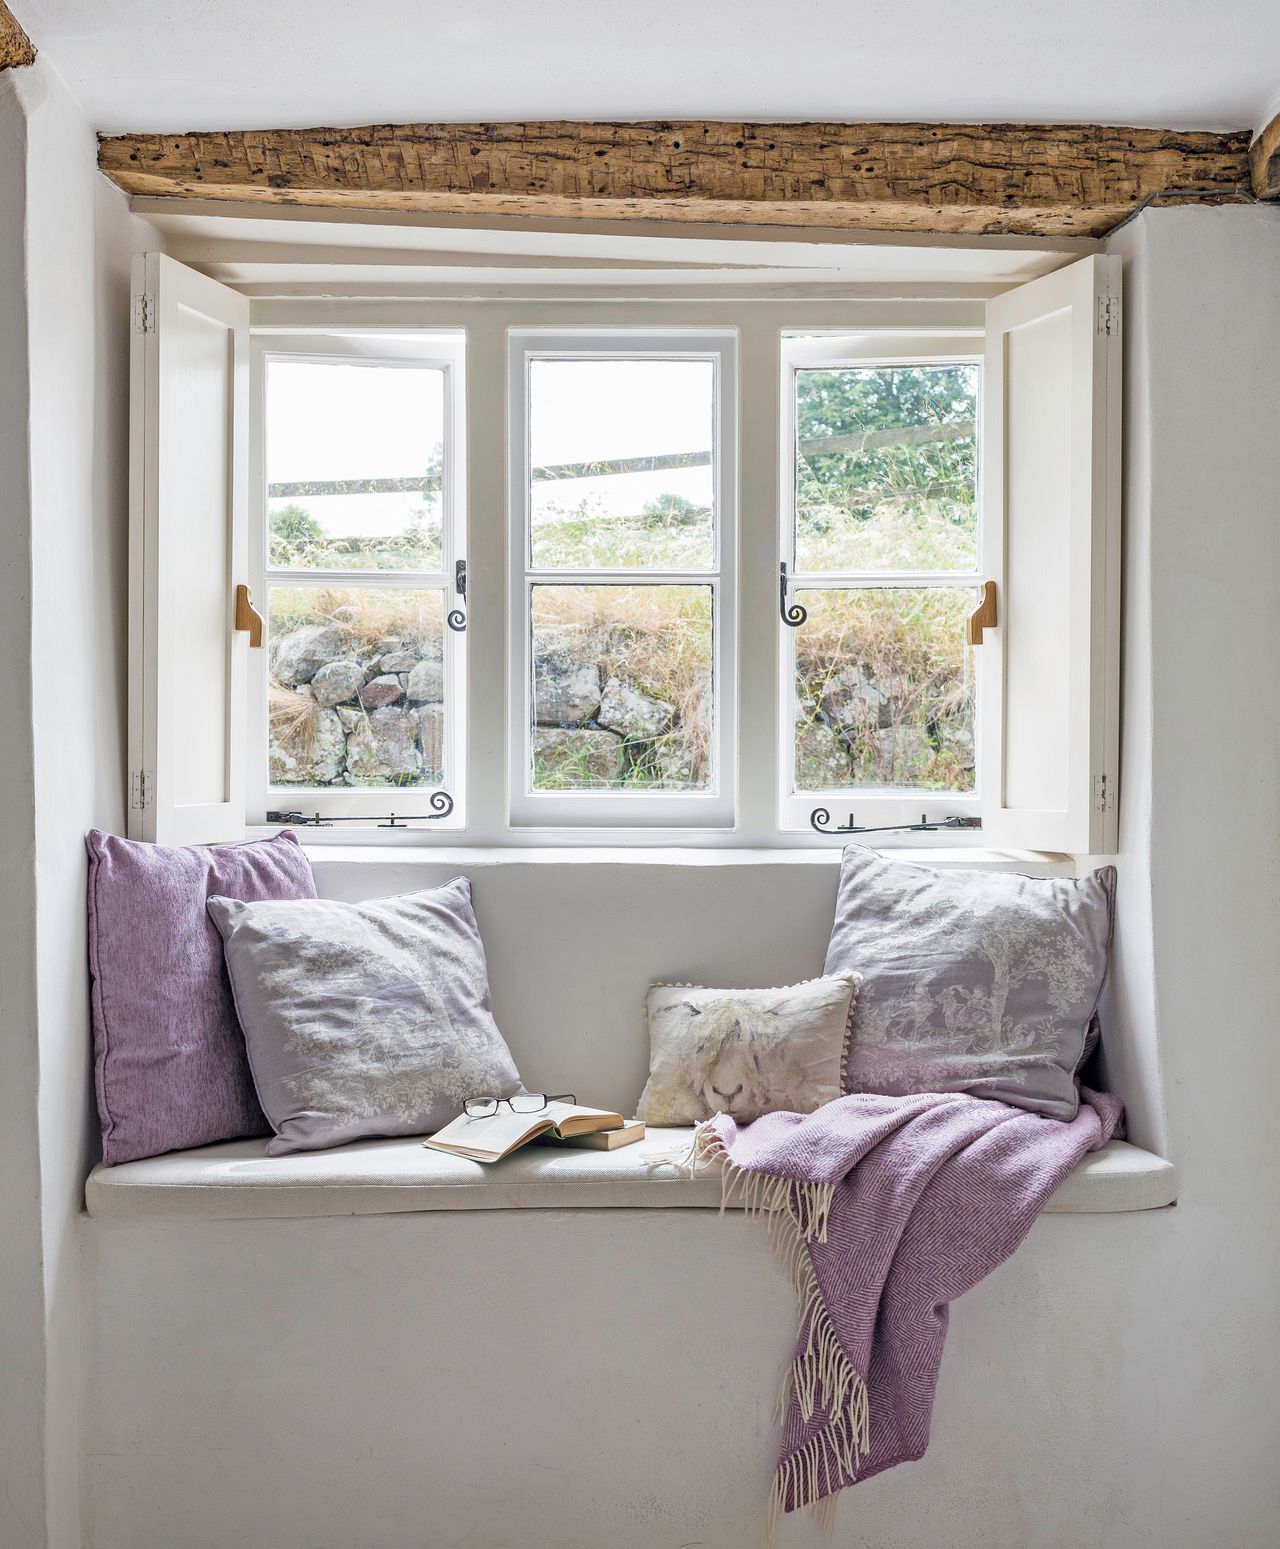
xmin=245 ymin=834 xmax=1080 ymax=879
xmin=85 ymin=1130 xmax=1176 ymax=1224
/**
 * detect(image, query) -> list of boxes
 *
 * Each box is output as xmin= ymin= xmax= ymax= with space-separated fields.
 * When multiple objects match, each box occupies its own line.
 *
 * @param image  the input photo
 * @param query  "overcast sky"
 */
xmin=266 ymin=355 xmax=716 ymax=544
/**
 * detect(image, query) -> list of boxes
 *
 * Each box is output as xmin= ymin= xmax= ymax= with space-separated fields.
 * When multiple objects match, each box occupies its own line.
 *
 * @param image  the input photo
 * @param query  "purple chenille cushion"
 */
xmin=86 ymin=828 xmax=318 ymax=1164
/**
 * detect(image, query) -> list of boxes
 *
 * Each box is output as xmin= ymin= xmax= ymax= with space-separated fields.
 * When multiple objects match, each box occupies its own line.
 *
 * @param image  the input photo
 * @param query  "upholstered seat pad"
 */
xmin=85 ymin=1128 xmax=1177 ymax=1222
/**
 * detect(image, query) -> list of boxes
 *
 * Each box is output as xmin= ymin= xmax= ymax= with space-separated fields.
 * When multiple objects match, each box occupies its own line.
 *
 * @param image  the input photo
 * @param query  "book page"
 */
xmin=425 ymin=1101 xmax=624 ymax=1161
xmin=427 ymin=1108 xmax=549 ymax=1161
xmin=541 ymin=1101 xmax=623 ymax=1136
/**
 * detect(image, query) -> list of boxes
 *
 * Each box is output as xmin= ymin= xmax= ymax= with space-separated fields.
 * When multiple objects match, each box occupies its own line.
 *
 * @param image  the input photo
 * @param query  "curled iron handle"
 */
xmin=779 ymin=562 xmax=807 ymax=628
xmin=447 ymin=559 xmax=467 ymax=633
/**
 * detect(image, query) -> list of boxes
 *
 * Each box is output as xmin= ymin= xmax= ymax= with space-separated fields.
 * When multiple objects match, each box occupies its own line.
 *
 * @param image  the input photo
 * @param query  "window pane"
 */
xmin=794 ymin=588 xmax=975 ymax=793
xmin=529 ymin=359 xmax=715 ymax=570
xmin=266 ymin=361 xmax=445 ymax=572
xmin=794 ymin=363 xmax=978 ymax=572
xmin=530 ymin=585 xmax=712 ymax=792
xmin=268 ymin=587 xmax=445 ymax=788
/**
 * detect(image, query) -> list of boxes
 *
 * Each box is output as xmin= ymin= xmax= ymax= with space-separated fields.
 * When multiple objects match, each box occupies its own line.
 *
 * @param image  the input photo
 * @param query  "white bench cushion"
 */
xmin=85 ymin=1129 xmax=1177 ymax=1222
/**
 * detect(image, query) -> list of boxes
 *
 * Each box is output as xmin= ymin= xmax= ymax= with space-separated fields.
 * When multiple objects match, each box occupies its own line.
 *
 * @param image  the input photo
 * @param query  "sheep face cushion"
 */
xmin=824 ymin=845 xmax=1116 ymax=1121
xmin=636 ymin=975 xmax=859 ymax=1126
xmin=208 ymin=878 xmax=522 ymax=1154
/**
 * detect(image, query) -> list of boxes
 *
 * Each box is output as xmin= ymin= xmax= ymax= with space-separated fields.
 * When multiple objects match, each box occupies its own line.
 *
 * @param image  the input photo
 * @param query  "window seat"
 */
xmin=85 ymin=1128 xmax=1177 ymax=1223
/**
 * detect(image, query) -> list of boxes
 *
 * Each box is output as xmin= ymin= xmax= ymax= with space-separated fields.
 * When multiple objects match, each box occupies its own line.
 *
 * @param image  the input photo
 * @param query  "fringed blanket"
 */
xmin=692 ymin=1086 xmax=1124 ymax=1536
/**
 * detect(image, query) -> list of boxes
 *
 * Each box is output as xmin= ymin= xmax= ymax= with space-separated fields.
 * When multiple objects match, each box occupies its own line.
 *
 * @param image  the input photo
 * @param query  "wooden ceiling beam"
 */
xmin=97 ymin=119 xmax=1254 ymax=239
xmin=1250 ymin=113 xmax=1280 ymax=199
xmin=0 ymin=1 xmax=35 ymax=70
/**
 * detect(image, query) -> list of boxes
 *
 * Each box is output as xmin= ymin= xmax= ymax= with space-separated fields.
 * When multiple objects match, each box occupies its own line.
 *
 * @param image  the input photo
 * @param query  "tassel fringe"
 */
xmin=690 ymin=1120 xmax=869 ymax=1543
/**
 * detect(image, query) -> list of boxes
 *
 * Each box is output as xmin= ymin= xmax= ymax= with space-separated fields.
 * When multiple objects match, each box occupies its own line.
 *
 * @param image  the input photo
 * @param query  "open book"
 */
xmin=424 ymin=1101 xmax=626 ymax=1164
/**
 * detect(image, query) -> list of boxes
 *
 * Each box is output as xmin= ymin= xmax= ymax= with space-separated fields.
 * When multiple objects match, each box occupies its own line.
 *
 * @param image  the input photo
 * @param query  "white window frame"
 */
xmin=506 ymin=329 xmax=738 ymax=831
xmin=246 ymin=330 xmax=468 ymax=829
xmin=128 ymin=271 xmax=1113 ymax=854
xmin=778 ymin=332 xmax=988 ymax=834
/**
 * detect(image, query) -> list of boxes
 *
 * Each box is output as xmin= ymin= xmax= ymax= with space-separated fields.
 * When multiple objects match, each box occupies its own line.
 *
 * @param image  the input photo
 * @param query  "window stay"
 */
xmin=808 ymin=810 xmax=983 ymax=837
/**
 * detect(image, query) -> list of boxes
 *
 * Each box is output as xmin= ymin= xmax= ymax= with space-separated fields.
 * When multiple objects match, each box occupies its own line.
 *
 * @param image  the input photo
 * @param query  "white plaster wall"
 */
xmin=0 ymin=68 xmax=50 ymax=1549
xmin=317 ymin=851 xmax=846 ymax=1111
xmin=81 ymin=1205 xmax=1188 ymax=1549
xmin=1096 ymin=212 xmax=1168 ymax=1161
xmin=77 ymin=203 xmax=1280 ymax=1548
xmin=1109 ymin=203 xmax=1280 ymax=1536
xmin=0 ymin=54 xmax=158 ymax=1549
xmin=303 ymin=849 xmax=1066 ymax=1114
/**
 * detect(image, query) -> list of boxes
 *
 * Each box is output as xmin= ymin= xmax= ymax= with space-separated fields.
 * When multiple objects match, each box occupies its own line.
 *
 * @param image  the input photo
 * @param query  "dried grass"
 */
xmin=269 ymin=586 xmax=445 ymax=662
xmin=269 ymin=685 xmax=320 ymax=758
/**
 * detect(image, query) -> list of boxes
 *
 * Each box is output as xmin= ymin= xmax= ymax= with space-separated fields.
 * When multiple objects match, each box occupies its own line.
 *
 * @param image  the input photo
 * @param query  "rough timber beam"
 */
xmin=1250 ymin=113 xmax=1280 ymax=199
xmin=0 ymin=1 xmax=35 ymax=70
xmin=97 ymin=120 xmax=1254 ymax=239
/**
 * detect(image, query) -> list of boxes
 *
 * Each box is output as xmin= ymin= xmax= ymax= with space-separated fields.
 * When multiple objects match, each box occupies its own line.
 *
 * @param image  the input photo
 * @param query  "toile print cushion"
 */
xmin=207 ymin=878 xmax=522 ymax=1155
xmin=635 ymin=974 xmax=860 ymax=1127
xmin=824 ymin=845 xmax=1116 ymax=1122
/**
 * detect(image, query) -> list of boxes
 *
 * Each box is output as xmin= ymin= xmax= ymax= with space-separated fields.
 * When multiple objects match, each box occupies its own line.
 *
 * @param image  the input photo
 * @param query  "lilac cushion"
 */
xmin=86 ymin=828 xmax=318 ymax=1164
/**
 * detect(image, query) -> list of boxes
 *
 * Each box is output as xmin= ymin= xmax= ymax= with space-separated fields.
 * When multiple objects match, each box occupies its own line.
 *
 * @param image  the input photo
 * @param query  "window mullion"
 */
xmin=524 ymin=569 xmax=715 ymax=586
xmin=462 ymin=320 xmax=509 ymax=843
xmin=737 ymin=319 xmax=781 ymax=838
xmin=789 ymin=570 xmax=983 ymax=589
xmin=260 ymin=570 xmax=450 ymax=588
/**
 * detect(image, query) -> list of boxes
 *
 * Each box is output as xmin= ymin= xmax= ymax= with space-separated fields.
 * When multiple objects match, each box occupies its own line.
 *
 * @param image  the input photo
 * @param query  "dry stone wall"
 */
xmin=270 ymin=624 xmax=444 ymax=787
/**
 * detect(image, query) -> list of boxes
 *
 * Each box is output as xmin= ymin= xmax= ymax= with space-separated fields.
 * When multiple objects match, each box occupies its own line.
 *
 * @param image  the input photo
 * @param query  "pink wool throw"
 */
xmin=692 ymin=1086 xmax=1124 ymax=1534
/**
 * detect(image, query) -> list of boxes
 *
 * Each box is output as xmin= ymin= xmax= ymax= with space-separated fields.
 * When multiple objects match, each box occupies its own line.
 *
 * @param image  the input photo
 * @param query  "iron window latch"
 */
xmin=268 ymin=792 xmax=455 ymax=828
xmin=447 ymin=560 xmax=467 ymax=632
xmin=779 ymin=561 xmax=807 ymax=628
xmin=809 ymin=809 xmax=982 ymax=836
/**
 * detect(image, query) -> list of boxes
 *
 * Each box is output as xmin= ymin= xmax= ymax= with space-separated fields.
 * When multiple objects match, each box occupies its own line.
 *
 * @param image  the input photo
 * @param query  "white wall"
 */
xmin=2 ymin=128 xmax=1278 ymax=1544
xmin=0 ymin=55 xmax=157 ymax=1549
xmin=305 ymin=848 xmax=1063 ymax=1113
xmin=0 ymin=65 xmax=50 ymax=1549
xmin=77 ymin=203 xmax=1280 ymax=1549
xmin=1102 ymin=203 xmax=1280 ymax=1538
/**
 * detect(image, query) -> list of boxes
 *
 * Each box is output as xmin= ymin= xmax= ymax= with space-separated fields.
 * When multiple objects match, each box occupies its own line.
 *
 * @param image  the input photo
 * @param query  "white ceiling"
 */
xmin=17 ymin=0 xmax=1280 ymax=136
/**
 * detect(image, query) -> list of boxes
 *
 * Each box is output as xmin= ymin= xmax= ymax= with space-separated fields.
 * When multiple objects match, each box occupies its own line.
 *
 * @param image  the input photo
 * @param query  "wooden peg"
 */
xmin=234 ymin=584 xmax=264 ymax=648
xmin=966 ymin=580 xmax=998 ymax=646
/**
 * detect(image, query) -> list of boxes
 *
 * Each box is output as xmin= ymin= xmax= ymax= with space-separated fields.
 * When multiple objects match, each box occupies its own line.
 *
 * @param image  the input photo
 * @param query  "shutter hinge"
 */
xmin=1092 ymin=772 xmax=1115 ymax=813
xmin=132 ymin=293 xmax=156 ymax=334
xmin=1097 ymin=293 xmax=1121 ymax=338
xmin=131 ymin=769 xmax=153 ymax=811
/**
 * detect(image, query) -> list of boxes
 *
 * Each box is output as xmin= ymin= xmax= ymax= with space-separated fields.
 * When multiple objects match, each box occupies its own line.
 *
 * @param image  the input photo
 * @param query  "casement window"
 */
xmin=129 ymin=252 xmax=1119 ymax=853
xmin=507 ymin=331 xmax=736 ymax=828
xmin=246 ymin=331 xmax=467 ymax=830
xmin=778 ymin=334 xmax=985 ymax=836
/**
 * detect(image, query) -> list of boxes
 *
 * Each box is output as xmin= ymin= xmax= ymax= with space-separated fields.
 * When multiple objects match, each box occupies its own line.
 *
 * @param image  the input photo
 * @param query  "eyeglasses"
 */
xmin=463 ymin=1092 xmax=576 ymax=1119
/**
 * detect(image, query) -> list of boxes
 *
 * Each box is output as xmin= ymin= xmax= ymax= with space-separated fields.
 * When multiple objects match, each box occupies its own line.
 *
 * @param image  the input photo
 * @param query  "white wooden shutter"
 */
xmin=128 ymin=253 xmax=250 ymax=844
xmin=977 ymin=253 xmax=1122 ymax=854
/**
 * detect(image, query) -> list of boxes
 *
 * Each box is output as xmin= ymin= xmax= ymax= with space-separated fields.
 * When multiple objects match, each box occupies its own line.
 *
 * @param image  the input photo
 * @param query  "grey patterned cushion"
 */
xmin=208 ymin=879 xmax=521 ymax=1154
xmin=823 ymin=846 xmax=1115 ymax=1121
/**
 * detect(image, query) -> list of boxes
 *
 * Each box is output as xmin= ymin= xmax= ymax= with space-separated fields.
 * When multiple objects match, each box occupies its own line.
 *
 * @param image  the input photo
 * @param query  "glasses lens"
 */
xmin=464 ymin=1098 xmax=498 ymax=1117
xmin=509 ymin=1093 xmax=547 ymax=1114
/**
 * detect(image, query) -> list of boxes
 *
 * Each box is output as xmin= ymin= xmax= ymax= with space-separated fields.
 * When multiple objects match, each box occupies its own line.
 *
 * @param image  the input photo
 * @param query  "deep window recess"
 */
xmin=779 ymin=336 xmax=986 ymax=835
xmin=507 ymin=332 xmax=737 ymax=830
xmin=248 ymin=334 xmax=467 ymax=828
